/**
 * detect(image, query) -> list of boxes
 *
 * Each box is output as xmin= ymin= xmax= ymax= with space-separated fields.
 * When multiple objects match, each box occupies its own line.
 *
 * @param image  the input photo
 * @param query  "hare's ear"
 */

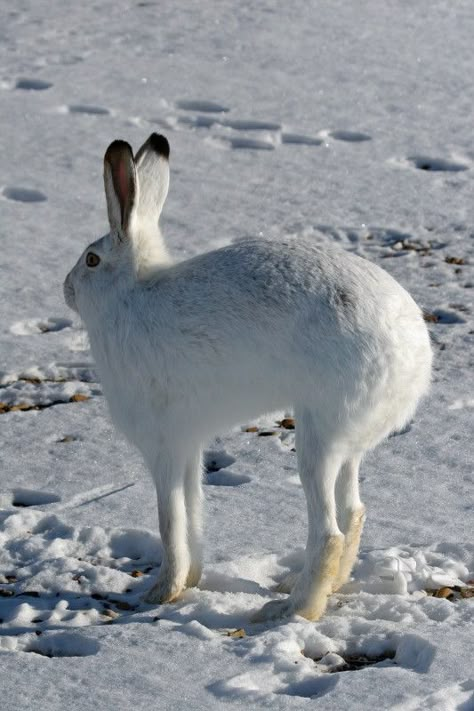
xmin=134 ymin=133 xmax=170 ymax=228
xmin=103 ymin=140 xmax=137 ymax=237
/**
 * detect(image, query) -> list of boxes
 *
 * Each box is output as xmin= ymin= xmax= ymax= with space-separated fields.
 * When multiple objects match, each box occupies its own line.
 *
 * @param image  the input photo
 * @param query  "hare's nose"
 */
xmin=63 ymin=273 xmax=76 ymax=310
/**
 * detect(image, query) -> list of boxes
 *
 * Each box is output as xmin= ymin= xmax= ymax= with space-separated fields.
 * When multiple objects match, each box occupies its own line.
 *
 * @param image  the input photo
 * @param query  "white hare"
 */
xmin=64 ymin=133 xmax=432 ymax=622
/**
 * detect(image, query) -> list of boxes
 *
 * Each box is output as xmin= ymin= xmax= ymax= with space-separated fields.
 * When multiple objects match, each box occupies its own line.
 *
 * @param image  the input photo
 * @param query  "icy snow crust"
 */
xmin=0 ymin=1 xmax=473 ymax=709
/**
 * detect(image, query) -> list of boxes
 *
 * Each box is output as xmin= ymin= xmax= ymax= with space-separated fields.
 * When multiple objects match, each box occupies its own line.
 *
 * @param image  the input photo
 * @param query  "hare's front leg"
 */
xmin=253 ymin=411 xmax=344 ymax=622
xmin=184 ymin=450 xmax=204 ymax=588
xmin=145 ymin=448 xmax=191 ymax=604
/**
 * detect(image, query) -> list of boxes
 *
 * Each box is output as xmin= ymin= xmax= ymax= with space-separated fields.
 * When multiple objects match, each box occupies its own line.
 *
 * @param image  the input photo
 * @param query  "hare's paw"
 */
xmin=252 ymin=590 xmax=331 ymax=623
xmin=144 ymin=569 xmax=186 ymax=604
xmin=275 ymin=570 xmax=301 ymax=594
xmin=251 ymin=598 xmax=297 ymax=623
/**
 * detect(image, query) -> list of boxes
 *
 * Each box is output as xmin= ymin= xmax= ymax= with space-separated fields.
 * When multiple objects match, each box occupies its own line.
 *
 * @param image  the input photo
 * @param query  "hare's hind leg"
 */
xmin=184 ymin=450 xmax=204 ymax=588
xmin=145 ymin=449 xmax=191 ymax=604
xmin=333 ymin=455 xmax=366 ymax=592
xmin=276 ymin=455 xmax=365 ymax=596
xmin=253 ymin=409 xmax=344 ymax=622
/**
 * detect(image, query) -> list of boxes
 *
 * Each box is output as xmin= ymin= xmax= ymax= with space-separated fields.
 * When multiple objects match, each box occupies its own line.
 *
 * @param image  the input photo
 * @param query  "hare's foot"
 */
xmin=144 ymin=567 xmax=186 ymax=604
xmin=275 ymin=570 xmax=301 ymax=594
xmin=254 ymin=535 xmax=344 ymax=623
xmin=251 ymin=598 xmax=297 ymax=622
xmin=332 ymin=506 xmax=365 ymax=592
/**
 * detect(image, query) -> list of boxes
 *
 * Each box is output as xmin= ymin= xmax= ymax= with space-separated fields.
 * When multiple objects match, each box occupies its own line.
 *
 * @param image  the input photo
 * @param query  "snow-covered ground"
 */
xmin=1 ymin=1 xmax=473 ymax=708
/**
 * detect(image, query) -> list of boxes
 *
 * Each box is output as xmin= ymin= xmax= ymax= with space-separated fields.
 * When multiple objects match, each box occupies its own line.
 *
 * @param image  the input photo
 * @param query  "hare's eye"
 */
xmin=86 ymin=252 xmax=100 ymax=267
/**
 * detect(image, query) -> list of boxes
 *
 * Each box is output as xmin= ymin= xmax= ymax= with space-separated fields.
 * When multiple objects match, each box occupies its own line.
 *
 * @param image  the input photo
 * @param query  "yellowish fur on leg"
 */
xmin=332 ymin=507 xmax=366 ymax=592
xmin=297 ymin=534 xmax=344 ymax=621
xmin=144 ymin=565 xmax=188 ymax=604
xmin=186 ymin=562 xmax=202 ymax=588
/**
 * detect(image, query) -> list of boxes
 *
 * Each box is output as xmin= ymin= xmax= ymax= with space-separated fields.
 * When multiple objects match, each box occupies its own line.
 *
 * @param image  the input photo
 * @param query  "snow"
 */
xmin=1 ymin=0 xmax=473 ymax=708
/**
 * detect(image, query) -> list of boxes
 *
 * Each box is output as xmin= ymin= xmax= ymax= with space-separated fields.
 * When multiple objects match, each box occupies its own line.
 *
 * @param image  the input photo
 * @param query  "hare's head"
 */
xmin=64 ymin=133 xmax=170 ymax=317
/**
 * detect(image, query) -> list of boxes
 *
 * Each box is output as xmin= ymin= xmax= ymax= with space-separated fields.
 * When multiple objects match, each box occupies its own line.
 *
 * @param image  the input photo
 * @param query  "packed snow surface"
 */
xmin=1 ymin=1 xmax=473 ymax=709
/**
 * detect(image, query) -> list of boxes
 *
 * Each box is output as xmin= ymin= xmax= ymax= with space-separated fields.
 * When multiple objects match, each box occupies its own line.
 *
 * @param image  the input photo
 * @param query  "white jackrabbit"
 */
xmin=64 ymin=133 xmax=432 ymax=622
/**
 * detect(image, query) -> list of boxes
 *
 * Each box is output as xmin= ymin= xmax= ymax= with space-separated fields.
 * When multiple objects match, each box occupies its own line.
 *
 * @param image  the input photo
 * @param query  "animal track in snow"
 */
xmin=206 ymin=470 xmax=252 ymax=487
xmin=1 ymin=186 xmax=47 ymax=203
xmin=208 ymin=544 xmax=460 ymax=702
xmin=176 ymin=99 xmax=230 ymax=113
xmin=67 ymin=104 xmax=110 ymax=116
xmin=204 ymin=450 xmax=236 ymax=472
xmin=329 ymin=129 xmax=372 ymax=142
xmin=226 ymin=136 xmax=275 ymax=151
xmin=24 ymin=632 xmax=100 ymax=658
xmin=222 ymin=118 xmax=281 ymax=131
xmin=15 ymin=78 xmax=52 ymax=91
xmin=170 ymin=100 xmax=371 ymax=153
xmin=11 ymin=489 xmax=61 ymax=507
xmin=56 ymin=104 xmax=110 ymax=116
xmin=179 ymin=116 xmax=282 ymax=132
xmin=9 ymin=317 xmax=73 ymax=336
xmin=407 ymin=155 xmax=469 ymax=172
xmin=281 ymin=132 xmax=322 ymax=146
xmin=298 ymin=633 xmax=434 ymax=676
xmin=424 ymin=308 xmax=466 ymax=324
xmin=177 ymin=114 xmax=217 ymax=128
xmin=204 ymin=449 xmax=250 ymax=486
xmin=389 ymin=155 xmax=470 ymax=173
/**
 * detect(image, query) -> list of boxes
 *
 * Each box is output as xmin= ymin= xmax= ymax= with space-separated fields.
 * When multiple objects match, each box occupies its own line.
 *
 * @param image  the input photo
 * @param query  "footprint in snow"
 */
xmin=204 ymin=450 xmax=236 ymax=471
xmin=389 ymin=156 xmax=470 ymax=173
xmin=25 ymin=632 xmax=100 ymax=658
xmin=11 ymin=488 xmax=61 ymax=508
xmin=176 ymin=99 xmax=230 ymax=113
xmin=1 ymin=186 xmax=47 ymax=203
xmin=177 ymin=114 xmax=218 ymax=128
xmin=206 ymin=470 xmax=252 ymax=486
xmin=15 ymin=78 xmax=53 ymax=91
xmin=407 ymin=156 xmax=469 ymax=172
xmin=221 ymin=118 xmax=282 ymax=131
xmin=204 ymin=449 xmax=251 ymax=486
xmin=281 ymin=132 xmax=322 ymax=146
xmin=67 ymin=104 xmax=110 ymax=116
xmin=9 ymin=317 xmax=73 ymax=335
xmin=423 ymin=308 xmax=466 ymax=324
xmin=227 ymin=136 xmax=275 ymax=151
xmin=178 ymin=116 xmax=282 ymax=132
xmin=55 ymin=104 xmax=110 ymax=116
xmin=329 ymin=129 xmax=372 ymax=142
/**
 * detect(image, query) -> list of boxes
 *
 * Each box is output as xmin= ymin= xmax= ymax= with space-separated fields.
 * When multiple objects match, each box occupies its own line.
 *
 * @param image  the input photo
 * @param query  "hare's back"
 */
xmin=166 ymin=237 xmax=416 ymax=322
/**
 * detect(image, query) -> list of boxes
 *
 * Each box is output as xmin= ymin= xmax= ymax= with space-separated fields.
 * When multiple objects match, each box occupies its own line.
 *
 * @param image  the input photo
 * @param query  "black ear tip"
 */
xmin=148 ymin=133 xmax=170 ymax=159
xmin=105 ymin=139 xmax=134 ymax=161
